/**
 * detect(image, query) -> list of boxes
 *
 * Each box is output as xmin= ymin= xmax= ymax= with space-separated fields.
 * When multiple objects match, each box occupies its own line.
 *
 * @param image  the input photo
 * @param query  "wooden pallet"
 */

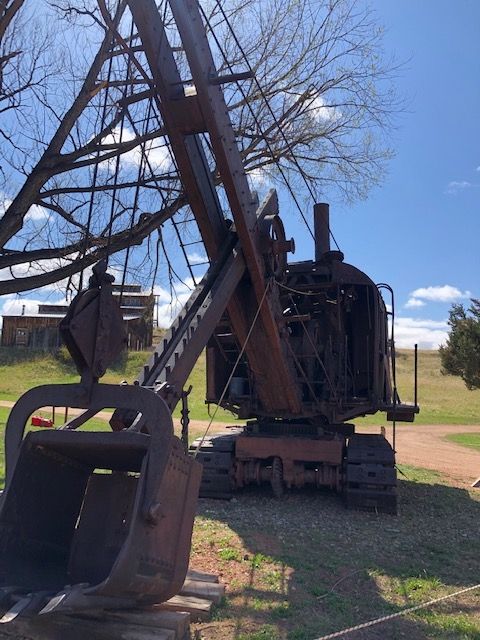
xmin=0 ymin=569 xmax=224 ymax=639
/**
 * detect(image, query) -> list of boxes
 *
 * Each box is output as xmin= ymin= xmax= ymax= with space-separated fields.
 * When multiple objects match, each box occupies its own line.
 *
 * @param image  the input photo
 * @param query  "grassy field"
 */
xmin=353 ymin=349 xmax=480 ymax=426
xmin=445 ymin=433 xmax=480 ymax=451
xmin=0 ymin=346 xmax=234 ymax=422
xmin=0 ymin=347 xmax=479 ymax=425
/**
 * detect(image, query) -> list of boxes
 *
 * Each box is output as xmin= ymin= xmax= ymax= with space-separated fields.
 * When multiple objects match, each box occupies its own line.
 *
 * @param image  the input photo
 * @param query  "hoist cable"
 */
xmin=119 ymin=97 xmax=159 ymax=304
xmin=110 ymin=12 xmax=204 ymax=292
xmin=199 ymin=4 xmax=315 ymax=243
xmin=193 ymin=281 xmax=270 ymax=457
xmin=122 ymin=102 xmax=199 ymax=294
xmin=105 ymin=18 xmax=138 ymax=278
xmin=78 ymin=28 xmax=117 ymax=291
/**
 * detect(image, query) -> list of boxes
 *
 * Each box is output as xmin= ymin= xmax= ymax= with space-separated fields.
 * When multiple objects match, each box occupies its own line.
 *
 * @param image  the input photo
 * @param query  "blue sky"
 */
xmin=280 ymin=0 xmax=480 ymax=348
xmin=1 ymin=0 xmax=478 ymax=349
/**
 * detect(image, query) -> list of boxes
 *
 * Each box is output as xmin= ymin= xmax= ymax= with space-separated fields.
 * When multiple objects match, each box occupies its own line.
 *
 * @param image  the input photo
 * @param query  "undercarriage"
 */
xmin=191 ymin=425 xmax=398 ymax=514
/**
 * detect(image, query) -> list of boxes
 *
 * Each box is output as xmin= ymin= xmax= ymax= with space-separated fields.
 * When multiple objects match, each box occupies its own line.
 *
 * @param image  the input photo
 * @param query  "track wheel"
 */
xmin=271 ymin=457 xmax=284 ymax=498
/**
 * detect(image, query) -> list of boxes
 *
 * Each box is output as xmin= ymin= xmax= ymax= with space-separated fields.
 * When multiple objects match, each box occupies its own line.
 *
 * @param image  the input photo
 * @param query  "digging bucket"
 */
xmin=0 ymin=383 xmax=201 ymax=620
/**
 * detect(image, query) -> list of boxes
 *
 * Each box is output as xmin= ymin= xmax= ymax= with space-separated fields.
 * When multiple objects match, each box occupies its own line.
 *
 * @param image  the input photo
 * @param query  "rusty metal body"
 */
xmin=235 ymin=434 xmax=343 ymax=492
xmin=207 ymin=242 xmax=396 ymax=423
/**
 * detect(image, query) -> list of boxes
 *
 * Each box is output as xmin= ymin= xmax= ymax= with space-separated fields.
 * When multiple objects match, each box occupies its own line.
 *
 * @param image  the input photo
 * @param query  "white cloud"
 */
xmin=395 ymin=317 xmax=449 ymax=350
xmin=247 ymin=167 xmax=270 ymax=190
xmin=0 ymin=293 xmax=67 ymax=330
xmin=1 ymin=195 xmax=50 ymax=223
xmin=99 ymin=126 xmax=173 ymax=173
xmin=0 ymin=259 xmax=67 ymax=293
xmin=25 ymin=204 xmax=50 ymax=222
xmin=405 ymin=298 xmax=426 ymax=308
xmin=408 ymin=284 xmax=471 ymax=304
xmin=306 ymin=95 xmax=341 ymax=124
xmin=187 ymin=252 xmax=208 ymax=265
xmin=0 ymin=197 xmax=12 ymax=217
xmin=445 ymin=180 xmax=472 ymax=194
xmin=0 ymin=256 xmax=106 ymax=295
xmin=1 ymin=298 xmax=42 ymax=316
xmin=153 ymin=278 xmax=197 ymax=327
xmin=0 ymin=297 xmax=42 ymax=329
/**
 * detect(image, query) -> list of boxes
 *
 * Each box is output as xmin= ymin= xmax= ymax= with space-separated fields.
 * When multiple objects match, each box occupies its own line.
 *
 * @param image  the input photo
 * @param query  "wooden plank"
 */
xmin=180 ymin=579 xmax=225 ymax=604
xmin=186 ymin=569 xmax=219 ymax=584
xmin=117 ymin=625 xmax=175 ymax=640
xmin=107 ymin=610 xmax=190 ymax=638
xmin=0 ymin=616 xmax=176 ymax=640
xmin=156 ymin=595 xmax=212 ymax=621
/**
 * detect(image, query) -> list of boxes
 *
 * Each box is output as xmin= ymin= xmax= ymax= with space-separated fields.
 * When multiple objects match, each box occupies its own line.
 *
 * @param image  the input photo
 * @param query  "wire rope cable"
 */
xmin=78 ymin=29 xmax=117 ymax=291
xmin=193 ymin=281 xmax=270 ymax=457
xmin=314 ymin=583 xmax=480 ymax=640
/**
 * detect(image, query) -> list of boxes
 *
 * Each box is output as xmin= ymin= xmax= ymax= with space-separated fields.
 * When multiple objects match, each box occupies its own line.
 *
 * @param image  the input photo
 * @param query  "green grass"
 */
xmin=0 ymin=347 xmax=147 ymax=401
xmin=0 ymin=346 xmax=235 ymax=423
xmin=445 ymin=433 xmax=480 ymax=451
xmin=237 ymin=626 xmax=278 ymax=640
xmin=0 ymin=341 xmax=479 ymax=639
xmin=416 ymin=610 xmax=480 ymax=639
xmin=218 ymin=547 xmax=242 ymax=562
xmin=189 ymin=465 xmax=480 ymax=640
xmin=174 ymin=351 xmax=235 ymax=423
xmin=0 ymin=404 xmax=111 ymax=488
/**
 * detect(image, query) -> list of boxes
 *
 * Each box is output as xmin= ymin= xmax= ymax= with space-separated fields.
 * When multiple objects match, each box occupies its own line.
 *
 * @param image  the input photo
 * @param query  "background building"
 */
xmin=1 ymin=284 xmax=154 ymax=351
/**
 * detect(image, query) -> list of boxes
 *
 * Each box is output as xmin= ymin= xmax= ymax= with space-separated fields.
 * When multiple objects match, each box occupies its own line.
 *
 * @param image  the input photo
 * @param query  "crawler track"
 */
xmin=189 ymin=432 xmax=239 ymax=499
xmin=344 ymin=434 xmax=397 ymax=514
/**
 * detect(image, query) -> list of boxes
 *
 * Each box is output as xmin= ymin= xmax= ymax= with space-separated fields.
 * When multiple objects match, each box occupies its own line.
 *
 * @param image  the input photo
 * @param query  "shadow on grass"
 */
xmin=192 ymin=473 xmax=480 ymax=640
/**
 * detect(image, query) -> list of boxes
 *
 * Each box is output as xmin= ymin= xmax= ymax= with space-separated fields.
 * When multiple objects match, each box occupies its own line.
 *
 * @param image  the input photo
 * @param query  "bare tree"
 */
xmin=0 ymin=0 xmax=401 ymax=295
xmin=0 ymin=1 xmax=56 ymax=180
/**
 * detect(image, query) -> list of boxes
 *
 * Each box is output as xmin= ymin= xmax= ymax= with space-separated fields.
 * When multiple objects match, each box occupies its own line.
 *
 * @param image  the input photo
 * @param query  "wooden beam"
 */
xmin=156 ymin=594 xmax=212 ymax=622
xmin=167 ymin=0 xmax=302 ymax=413
xmin=128 ymin=0 xmax=302 ymax=414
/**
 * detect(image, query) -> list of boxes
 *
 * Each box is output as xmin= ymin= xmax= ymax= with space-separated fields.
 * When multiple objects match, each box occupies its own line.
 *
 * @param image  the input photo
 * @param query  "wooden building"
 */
xmin=1 ymin=285 xmax=154 ymax=351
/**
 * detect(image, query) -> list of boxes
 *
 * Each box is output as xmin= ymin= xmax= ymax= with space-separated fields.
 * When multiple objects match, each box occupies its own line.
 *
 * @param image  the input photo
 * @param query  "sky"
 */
xmin=1 ymin=0 xmax=478 ymax=350
xmin=280 ymin=0 xmax=480 ymax=349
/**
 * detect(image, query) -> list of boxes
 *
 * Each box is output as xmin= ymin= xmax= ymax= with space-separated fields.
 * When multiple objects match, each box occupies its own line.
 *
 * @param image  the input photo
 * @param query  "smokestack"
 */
xmin=314 ymin=203 xmax=330 ymax=261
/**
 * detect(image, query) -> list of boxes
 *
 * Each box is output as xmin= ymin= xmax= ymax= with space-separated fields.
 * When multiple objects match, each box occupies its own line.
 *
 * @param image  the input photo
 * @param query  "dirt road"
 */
xmin=380 ymin=423 xmax=480 ymax=486
xmin=2 ymin=400 xmax=479 ymax=485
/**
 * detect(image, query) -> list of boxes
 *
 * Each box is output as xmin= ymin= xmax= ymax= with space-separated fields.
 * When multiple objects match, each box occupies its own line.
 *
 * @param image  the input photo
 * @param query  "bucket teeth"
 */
xmin=38 ymin=586 xmax=137 ymax=617
xmin=38 ymin=592 xmax=69 ymax=616
xmin=0 ymin=591 xmax=50 ymax=624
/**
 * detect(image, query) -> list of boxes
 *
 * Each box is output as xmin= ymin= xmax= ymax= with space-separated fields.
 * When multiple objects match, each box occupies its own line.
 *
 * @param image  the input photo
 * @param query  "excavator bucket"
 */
xmin=0 ymin=383 xmax=201 ymax=621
